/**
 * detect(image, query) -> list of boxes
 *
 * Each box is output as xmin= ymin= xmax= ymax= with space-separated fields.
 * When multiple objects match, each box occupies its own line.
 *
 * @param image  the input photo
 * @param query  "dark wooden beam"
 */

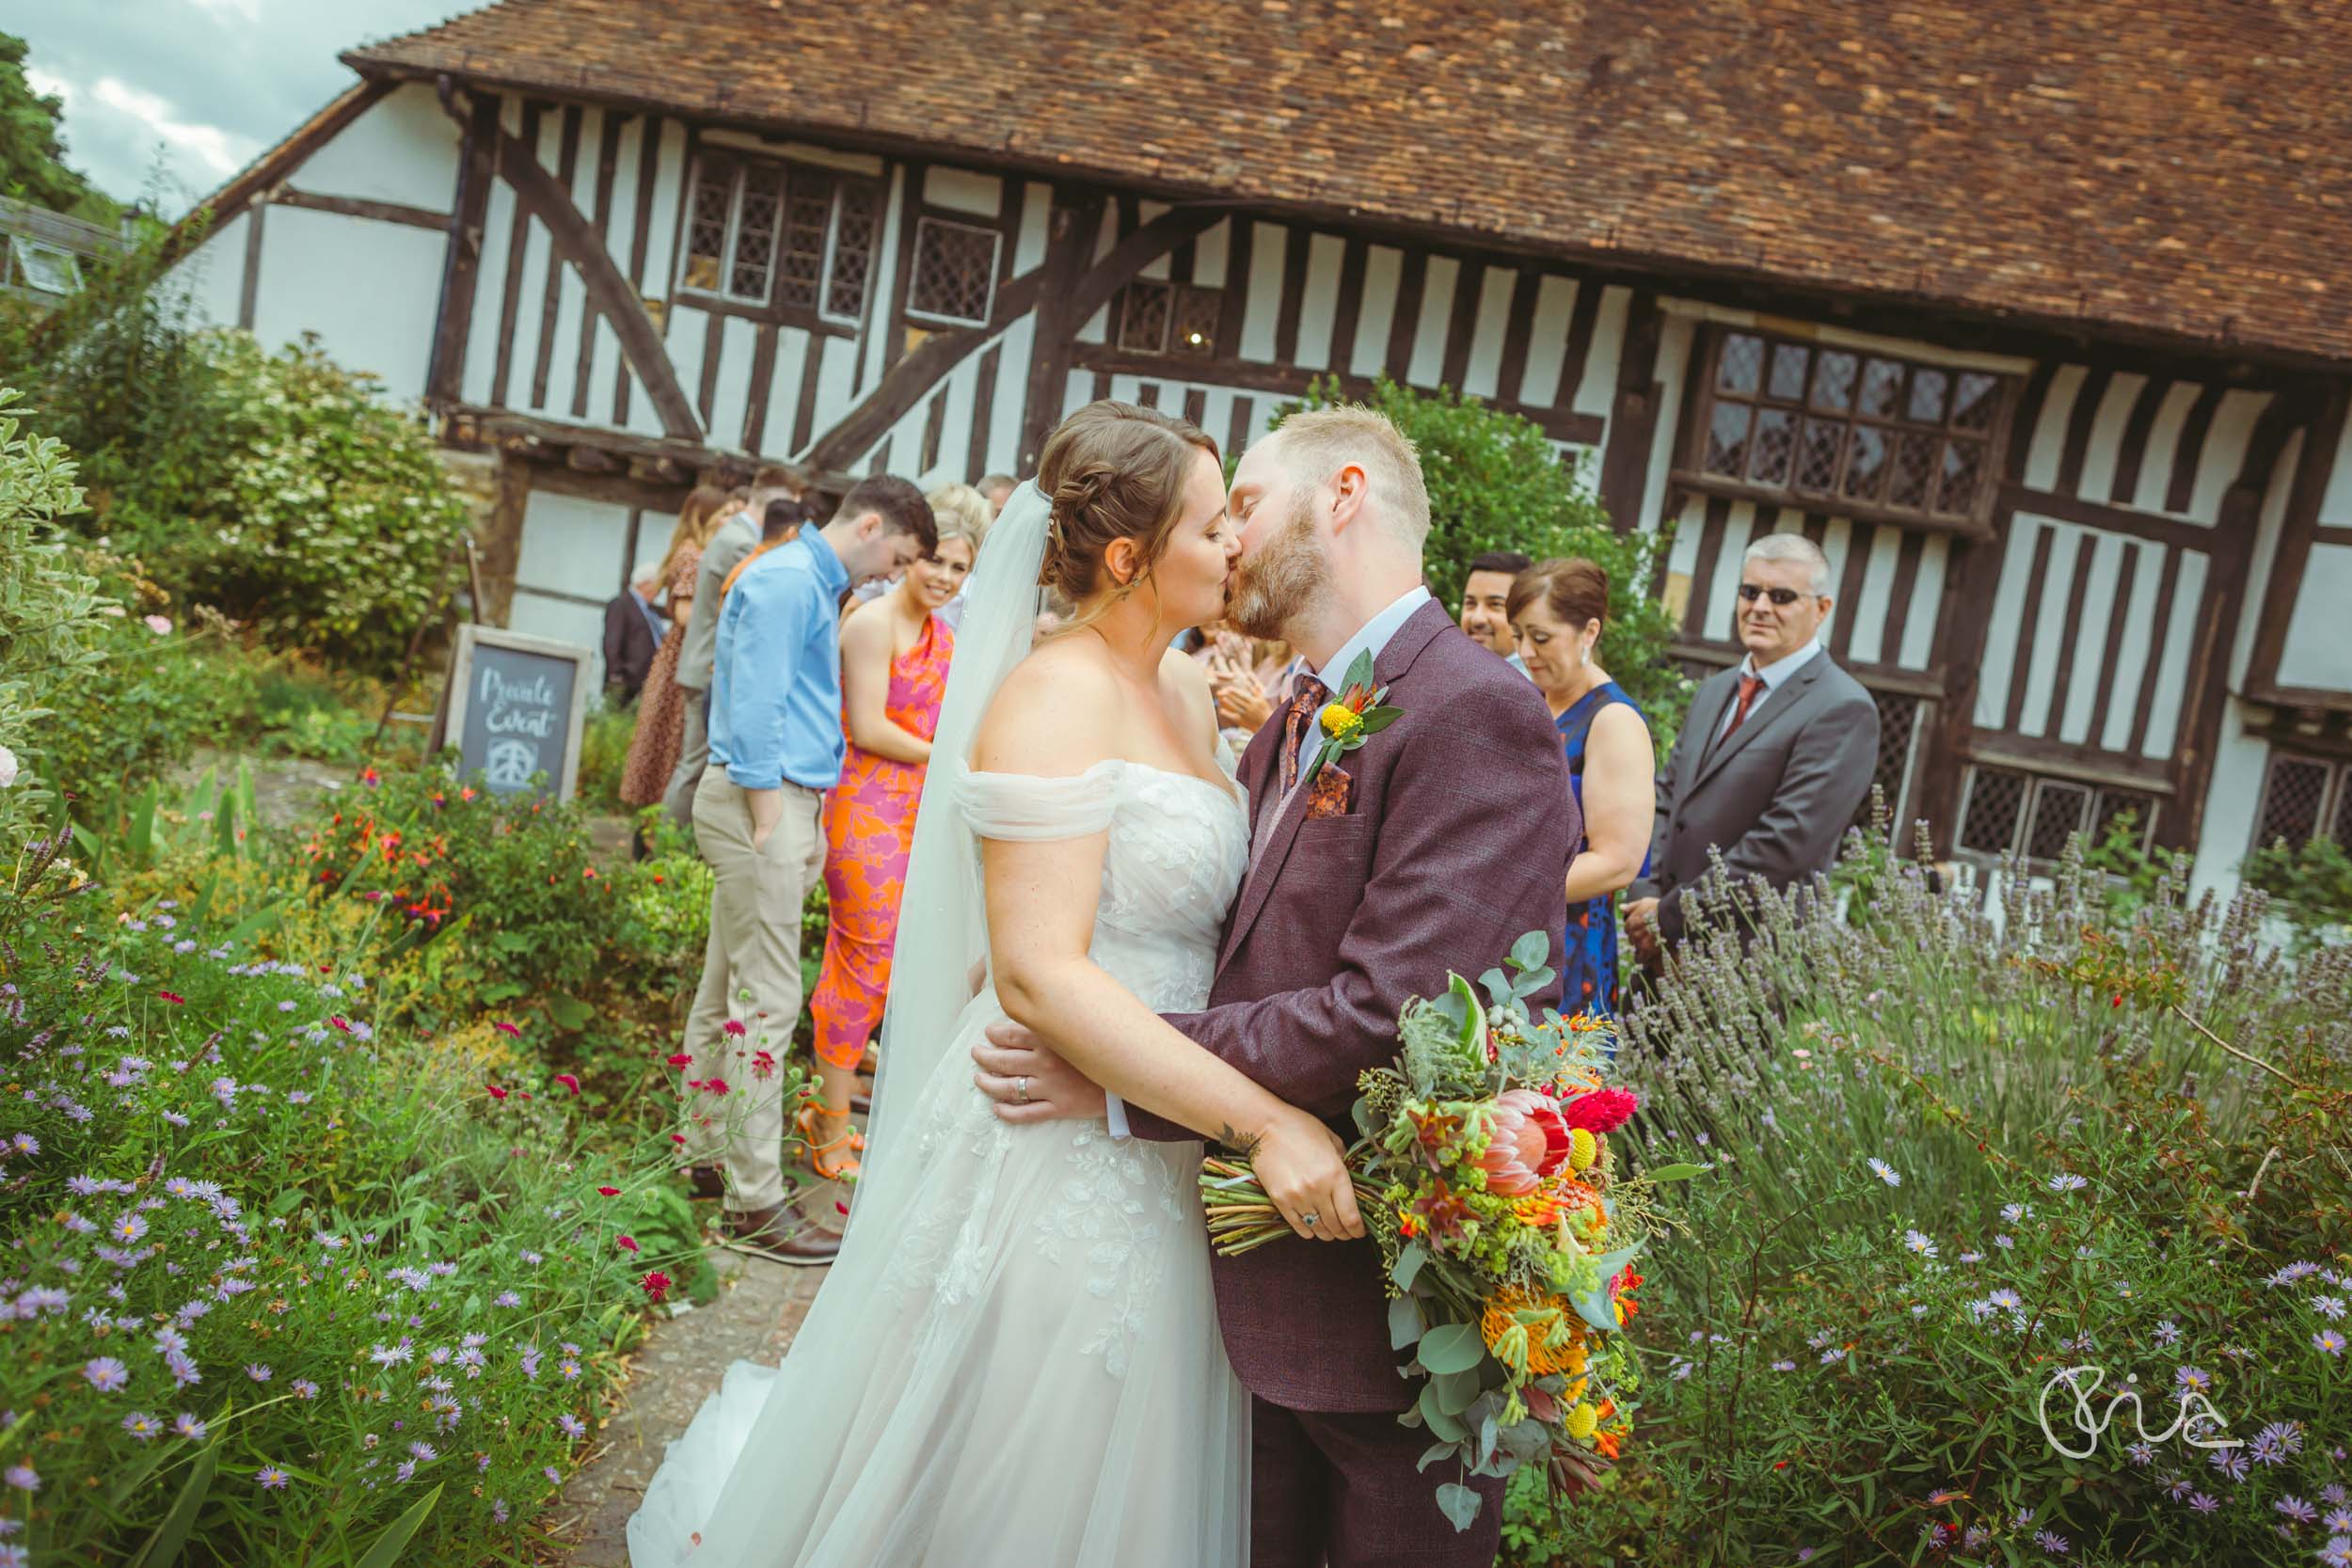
xmin=1997 ymin=483 xmax=2228 ymax=555
xmin=1594 ymin=291 xmax=1664 ymax=530
xmin=804 ymin=264 xmax=1048 ymax=471
xmin=159 ymin=79 xmax=393 ymax=273
xmin=425 ymin=90 xmax=500 ymax=413
xmin=273 ymin=185 xmax=452 ymax=230
xmin=2245 ymin=388 xmax=2346 ymax=700
xmin=1018 ymin=186 xmax=1109 ymax=470
xmin=493 ymin=125 xmax=704 ymax=441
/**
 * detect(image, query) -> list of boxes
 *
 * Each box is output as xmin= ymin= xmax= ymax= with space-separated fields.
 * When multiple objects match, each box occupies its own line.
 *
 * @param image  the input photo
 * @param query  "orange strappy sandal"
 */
xmin=795 ymin=1104 xmax=863 ymax=1180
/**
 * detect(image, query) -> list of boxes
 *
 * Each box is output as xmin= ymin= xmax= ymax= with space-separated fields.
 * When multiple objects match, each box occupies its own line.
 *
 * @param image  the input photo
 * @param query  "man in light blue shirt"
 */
xmin=681 ymin=475 xmax=935 ymax=1264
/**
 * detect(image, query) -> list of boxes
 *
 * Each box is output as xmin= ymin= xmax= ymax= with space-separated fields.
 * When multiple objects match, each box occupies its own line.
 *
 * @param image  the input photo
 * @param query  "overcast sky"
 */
xmin=17 ymin=1 xmax=481 ymax=215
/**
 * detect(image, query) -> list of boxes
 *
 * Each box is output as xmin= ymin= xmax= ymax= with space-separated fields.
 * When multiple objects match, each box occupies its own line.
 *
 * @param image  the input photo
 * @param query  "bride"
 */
xmin=627 ymin=402 xmax=1363 ymax=1567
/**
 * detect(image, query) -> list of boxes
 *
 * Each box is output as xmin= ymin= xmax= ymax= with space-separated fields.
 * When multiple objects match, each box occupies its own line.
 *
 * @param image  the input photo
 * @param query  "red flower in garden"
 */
xmin=460 ymin=786 xmax=477 ymax=801
xmin=641 ymin=1271 xmax=672 ymax=1304
xmin=670 ymin=1133 xmax=687 ymax=1145
xmin=616 ymin=1235 xmax=640 ymax=1253
xmin=362 ymin=768 xmax=380 ymax=786
xmin=492 ymin=1021 xmax=522 ymax=1038
xmin=722 ymin=1021 xmax=747 ymax=1038
xmin=157 ymin=990 xmax=185 ymax=1005
xmin=554 ymin=1074 xmax=580 ymax=1096
xmin=485 ymin=1084 xmax=509 ymax=1101
xmin=701 ymin=1078 xmax=731 ymax=1097
xmin=596 ymin=1186 xmax=620 ymax=1196
xmin=665 ymin=1053 xmax=693 ymax=1069
xmin=751 ymin=1051 xmax=776 ymax=1081
xmin=1559 ymin=1087 xmax=1639 ymax=1135
xmin=328 ymin=1016 xmax=352 ymax=1033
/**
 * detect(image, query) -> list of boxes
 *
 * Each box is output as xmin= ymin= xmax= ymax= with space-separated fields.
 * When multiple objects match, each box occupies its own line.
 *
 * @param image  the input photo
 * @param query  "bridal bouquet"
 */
xmin=1199 ymin=932 xmax=1696 ymax=1530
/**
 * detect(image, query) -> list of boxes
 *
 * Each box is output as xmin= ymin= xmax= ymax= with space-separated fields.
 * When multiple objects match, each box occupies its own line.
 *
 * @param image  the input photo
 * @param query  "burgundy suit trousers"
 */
xmin=1249 ymin=1396 xmax=1504 ymax=1568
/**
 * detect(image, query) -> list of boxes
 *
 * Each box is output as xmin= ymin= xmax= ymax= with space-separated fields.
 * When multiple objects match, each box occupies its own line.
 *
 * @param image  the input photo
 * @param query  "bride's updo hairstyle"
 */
xmin=1036 ymin=400 xmax=1219 ymax=625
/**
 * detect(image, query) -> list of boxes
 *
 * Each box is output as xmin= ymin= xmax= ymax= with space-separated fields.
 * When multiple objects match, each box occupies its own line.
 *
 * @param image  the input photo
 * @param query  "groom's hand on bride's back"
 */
xmin=972 ymin=1023 xmax=1106 ymax=1123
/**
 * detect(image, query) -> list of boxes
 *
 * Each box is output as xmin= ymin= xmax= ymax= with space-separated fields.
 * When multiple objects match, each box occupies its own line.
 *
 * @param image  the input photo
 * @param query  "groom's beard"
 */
xmin=1226 ymin=497 xmax=1328 ymax=641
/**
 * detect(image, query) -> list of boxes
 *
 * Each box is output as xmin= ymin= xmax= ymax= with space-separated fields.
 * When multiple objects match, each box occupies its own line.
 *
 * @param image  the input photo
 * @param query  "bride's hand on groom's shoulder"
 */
xmin=971 ymin=1023 xmax=1105 ymax=1123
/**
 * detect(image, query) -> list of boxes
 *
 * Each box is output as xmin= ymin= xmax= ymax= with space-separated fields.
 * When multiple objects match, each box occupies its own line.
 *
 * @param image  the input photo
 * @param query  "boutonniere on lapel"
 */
xmin=1299 ymin=649 xmax=1403 ymax=792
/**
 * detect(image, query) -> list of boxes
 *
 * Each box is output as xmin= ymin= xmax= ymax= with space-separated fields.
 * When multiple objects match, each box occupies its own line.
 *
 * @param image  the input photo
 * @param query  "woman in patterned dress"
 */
xmin=618 ymin=485 xmax=737 ymax=815
xmin=802 ymin=486 xmax=989 ymax=1175
xmin=1510 ymin=558 xmax=1655 ymax=1020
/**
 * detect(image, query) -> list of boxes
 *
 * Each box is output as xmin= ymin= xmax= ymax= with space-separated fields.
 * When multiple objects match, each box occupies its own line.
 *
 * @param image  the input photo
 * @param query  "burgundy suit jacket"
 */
xmin=1127 ymin=599 xmax=1578 ymax=1413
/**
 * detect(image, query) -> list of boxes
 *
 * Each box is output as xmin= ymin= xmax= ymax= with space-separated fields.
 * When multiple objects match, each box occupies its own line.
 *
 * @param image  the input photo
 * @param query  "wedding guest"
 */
xmin=1625 ymin=533 xmax=1879 ymax=969
xmin=1191 ymin=620 xmax=1296 ymax=747
xmin=662 ymin=465 xmax=802 ymax=827
xmin=1509 ymin=558 xmax=1654 ymax=1019
xmin=619 ymin=485 xmax=732 ymax=827
xmin=601 ymin=572 xmax=665 ymax=704
xmin=681 ymin=476 xmax=935 ymax=1263
xmin=977 ymin=472 xmax=1019 ymax=516
xmin=807 ymin=494 xmax=982 ymax=1119
xmin=1458 ymin=548 xmax=1531 ymax=673
xmin=721 ymin=496 xmax=816 ymax=598
xmin=846 ymin=483 xmax=992 ymax=631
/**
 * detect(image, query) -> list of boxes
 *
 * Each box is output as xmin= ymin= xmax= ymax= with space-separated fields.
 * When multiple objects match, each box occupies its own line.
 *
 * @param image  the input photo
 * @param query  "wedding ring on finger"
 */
xmin=1300 ymin=1211 xmax=1319 ymax=1229
xmin=1014 ymin=1076 xmax=1030 ymax=1105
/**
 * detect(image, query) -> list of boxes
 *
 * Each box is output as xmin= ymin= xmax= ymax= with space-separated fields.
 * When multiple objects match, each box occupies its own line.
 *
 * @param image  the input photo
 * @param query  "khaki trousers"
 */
xmin=684 ymin=768 xmax=826 ymax=1213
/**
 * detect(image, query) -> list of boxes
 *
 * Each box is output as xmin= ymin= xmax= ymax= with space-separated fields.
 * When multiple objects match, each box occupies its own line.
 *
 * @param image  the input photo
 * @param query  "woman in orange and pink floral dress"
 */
xmin=802 ymin=485 xmax=990 ymax=1173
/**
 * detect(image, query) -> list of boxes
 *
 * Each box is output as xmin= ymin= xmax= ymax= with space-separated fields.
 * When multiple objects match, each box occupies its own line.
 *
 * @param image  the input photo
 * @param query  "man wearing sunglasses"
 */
xmin=1624 ymin=532 xmax=1879 ymax=970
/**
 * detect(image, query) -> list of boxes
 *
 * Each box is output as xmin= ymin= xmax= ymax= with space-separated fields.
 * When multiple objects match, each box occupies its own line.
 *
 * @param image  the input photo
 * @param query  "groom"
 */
xmin=974 ymin=407 xmax=1576 ymax=1567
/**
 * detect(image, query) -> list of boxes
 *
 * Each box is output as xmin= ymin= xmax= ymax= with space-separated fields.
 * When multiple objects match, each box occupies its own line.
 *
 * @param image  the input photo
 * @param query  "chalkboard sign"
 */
xmin=439 ymin=626 xmax=594 ymax=801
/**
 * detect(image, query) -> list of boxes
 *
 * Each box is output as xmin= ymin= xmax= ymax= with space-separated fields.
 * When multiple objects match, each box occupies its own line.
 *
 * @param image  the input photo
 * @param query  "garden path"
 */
xmin=538 ymin=1248 xmax=828 ymax=1565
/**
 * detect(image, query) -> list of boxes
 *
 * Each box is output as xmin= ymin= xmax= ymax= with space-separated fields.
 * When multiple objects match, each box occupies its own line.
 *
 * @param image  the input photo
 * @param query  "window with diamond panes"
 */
xmin=1692 ymin=329 xmax=2010 ymax=528
xmin=1113 ymin=280 xmax=1222 ymax=357
xmin=1959 ymin=766 xmax=2159 ymax=861
xmin=2255 ymin=754 xmax=2342 ymax=849
xmin=677 ymin=153 xmax=880 ymax=317
xmin=907 ymin=216 xmax=1000 ymax=326
xmin=1849 ymin=689 xmax=1925 ymax=836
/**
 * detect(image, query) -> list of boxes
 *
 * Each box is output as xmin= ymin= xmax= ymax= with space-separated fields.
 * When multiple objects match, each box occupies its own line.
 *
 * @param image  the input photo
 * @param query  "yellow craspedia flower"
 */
xmin=1318 ymin=703 xmax=1364 ymax=742
xmin=1565 ymin=1402 xmax=1599 ymax=1440
xmin=1568 ymin=1128 xmax=1597 ymax=1172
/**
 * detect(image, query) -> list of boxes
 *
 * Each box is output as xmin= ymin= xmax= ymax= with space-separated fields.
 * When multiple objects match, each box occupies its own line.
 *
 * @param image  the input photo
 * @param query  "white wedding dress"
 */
xmin=627 ymin=482 xmax=1253 ymax=1568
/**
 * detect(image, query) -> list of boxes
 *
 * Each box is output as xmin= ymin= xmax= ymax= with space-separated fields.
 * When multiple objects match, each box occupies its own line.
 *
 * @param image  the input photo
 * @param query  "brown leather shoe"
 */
xmin=722 ymin=1203 xmax=840 ymax=1267
xmin=683 ymin=1164 xmax=727 ymax=1202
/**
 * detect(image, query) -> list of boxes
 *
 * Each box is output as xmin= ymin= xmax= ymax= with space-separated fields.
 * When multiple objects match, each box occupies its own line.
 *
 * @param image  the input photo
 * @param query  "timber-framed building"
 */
xmin=174 ymin=0 xmax=2352 ymax=899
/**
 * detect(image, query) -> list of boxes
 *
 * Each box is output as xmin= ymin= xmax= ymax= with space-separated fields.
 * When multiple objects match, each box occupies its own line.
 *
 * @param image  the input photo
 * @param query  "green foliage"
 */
xmin=0 ymin=32 xmax=120 ymax=221
xmin=2080 ymin=809 xmax=2195 ymax=921
xmin=576 ymin=703 xmax=640 ymax=812
xmin=2244 ymin=834 xmax=2352 ymax=952
xmin=0 ymin=880 xmax=693 ymax=1564
xmin=1503 ymin=832 xmax=2352 ymax=1564
xmin=80 ymin=333 xmax=473 ymax=673
xmin=1276 ymin=375 xmax=1692 ymax=748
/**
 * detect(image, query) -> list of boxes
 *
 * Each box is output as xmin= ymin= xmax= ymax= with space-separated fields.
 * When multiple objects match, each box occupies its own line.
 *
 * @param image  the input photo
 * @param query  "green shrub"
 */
xmin=575 ymin=705 xmax=639 ymax=813
xmin=1276 ymin=375 xmax=1693 ymax=749
xmin=2244 ymin=835 xmax=2352 ymax=953
xmin=1507 ymin=835 xmax=2352 ymax=1564
xmin=0 ymin=871 xmax=693 ymax=1563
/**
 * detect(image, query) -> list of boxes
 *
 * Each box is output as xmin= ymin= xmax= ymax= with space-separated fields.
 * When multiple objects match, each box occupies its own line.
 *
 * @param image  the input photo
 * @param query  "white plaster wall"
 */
xmin=249 ymin=204 xmax=445 ymax=404
xmin=293 ymin=83 xmax=461 ymax=212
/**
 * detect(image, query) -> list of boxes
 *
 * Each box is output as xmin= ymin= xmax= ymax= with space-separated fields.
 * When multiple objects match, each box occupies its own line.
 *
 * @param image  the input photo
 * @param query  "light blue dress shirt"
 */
xmin=708 ymin=529 xmax=852 ymax=792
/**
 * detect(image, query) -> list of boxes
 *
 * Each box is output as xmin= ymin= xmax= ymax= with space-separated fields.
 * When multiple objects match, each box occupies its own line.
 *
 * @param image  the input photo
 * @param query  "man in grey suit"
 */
xmin=661 ymin=465 xmax=803 ymax=827
xmin=1625 ymin=532 xmax=1879 ymax=964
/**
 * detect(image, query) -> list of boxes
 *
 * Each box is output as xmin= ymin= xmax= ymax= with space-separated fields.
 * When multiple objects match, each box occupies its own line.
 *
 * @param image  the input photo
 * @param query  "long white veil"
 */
xmin=854 ymin=478 xmax=1048 ymax=1171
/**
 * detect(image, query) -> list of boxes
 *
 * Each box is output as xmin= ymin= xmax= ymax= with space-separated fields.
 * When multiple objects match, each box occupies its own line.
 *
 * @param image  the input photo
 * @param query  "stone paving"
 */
xmin=538 ymin=1246 xmax=829 ymax=1565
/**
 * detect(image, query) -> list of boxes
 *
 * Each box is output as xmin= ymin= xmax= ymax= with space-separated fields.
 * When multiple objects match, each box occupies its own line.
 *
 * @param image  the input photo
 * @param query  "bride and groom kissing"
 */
xmin=628 ymin=400 xmax=1581 ymax=1567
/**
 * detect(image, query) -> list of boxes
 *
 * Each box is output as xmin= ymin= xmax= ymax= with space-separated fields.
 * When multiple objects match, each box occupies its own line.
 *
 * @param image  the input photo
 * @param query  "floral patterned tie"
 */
xmin=1279 ymin=677 xmax=1330 ymax=796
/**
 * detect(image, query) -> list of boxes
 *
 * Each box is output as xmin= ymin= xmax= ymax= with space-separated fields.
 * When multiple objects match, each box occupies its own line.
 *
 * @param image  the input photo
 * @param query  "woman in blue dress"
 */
xmin=1509 ymin=559 xmax=1655 ymax=1020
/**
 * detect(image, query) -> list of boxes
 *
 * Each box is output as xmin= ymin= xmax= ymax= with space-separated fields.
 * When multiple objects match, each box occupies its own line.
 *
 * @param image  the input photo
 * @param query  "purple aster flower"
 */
xmin=558 ymin=1413 xmax=585 ymax=1438
xmin=110 ymin=1212 xmax=148 ymax=1245
xmin=2319 ymin=1539 xmax=2352 ymax=1568
xmin=166 ymin=1350 xmax=201 ymax=1388
xmin=367 ymin=1341 xmax=414 ymax=1368
xmin=518 ymin=1346 xmax=542 ymax=1379
xmin=292 ymin=1378 xmax=319 ymax=1400
xmin=2314 ymin=1296 xmax=2347 ymax=1321
xmin=2278 ymin=1497 xmax=2318 ymax=1524
xmin=2318 ymin=1329 xmax=2347 ymax=1358
xmin=2210 ymin=1447 xmax=2250 ymax=1483
xmin=492 ymin=1498 xmax=510 ymax=1523
xmin=394 ymin=1460 xmax=416 ymax=1482
xmin=256 ymin=1465 xmax=290 ymax=1489
xmin=2188 ymin=1492 xmax=2219 ymax=1513
xmin=2270 ymin=1261 xmax=2322 ymax=1286
xmin=244 ymin=1364 xmax=271 ymax=1383
xmin=2175 ymin=1365 xmax=2213 ymax=1394
xmin=1868 ymin=1158 xmax=1901 ymax=1186
xmin=84 ymin=1356 xmax=130 ymax=1392
xmin=172 ymin=1413 xmax=206 ymax=1439
xmin=543 ymin=1465 xmax=561 ymax=1486
xmin=2331 ymin=1510 xmax=2352 ymax=1535
xmin=2034 ymin=1528 xmax=2068 ymax=1555
xmin=4 ymin=1464 xmax=38 ymax=1492
xmin=1771 ymin=1359 xmax=1796 ymax=1371
xmin=2127 ymin=1440 xmax=2155 ymax=1466
xmin=0 ymin=1544 xmax=19 ymax=1567
xmin=122 ymin=1412 xmax=162 ymax=1440
xmin=407 ymin=1441 xmax=437 ymax=1462
xmin=2257 ymin=1420 xmax=2304 ymax=1461
xmin=1903 ymin=1229 xmax=1937 ymax=1258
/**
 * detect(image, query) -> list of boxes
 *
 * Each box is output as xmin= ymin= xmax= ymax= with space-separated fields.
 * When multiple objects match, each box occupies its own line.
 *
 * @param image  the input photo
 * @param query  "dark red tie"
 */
xmin=1279 ymin=677 xmax=1329 ymax=796
xmin=1722 ymin=673 xmax=1767 ymax=742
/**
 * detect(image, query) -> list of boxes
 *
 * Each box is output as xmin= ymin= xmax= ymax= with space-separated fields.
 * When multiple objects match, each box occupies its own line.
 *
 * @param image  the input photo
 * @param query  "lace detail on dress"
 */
xmin=1030 ymin=1126 xmax=1188 ymax=1377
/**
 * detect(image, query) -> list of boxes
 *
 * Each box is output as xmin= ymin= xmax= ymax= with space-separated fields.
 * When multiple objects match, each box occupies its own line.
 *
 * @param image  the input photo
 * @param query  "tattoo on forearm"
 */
xmin=1217 ymin=1123 xmax=1263 ymax=1159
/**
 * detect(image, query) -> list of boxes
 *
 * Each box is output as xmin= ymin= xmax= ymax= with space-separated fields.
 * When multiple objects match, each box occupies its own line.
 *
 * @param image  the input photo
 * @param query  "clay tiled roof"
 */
xmin=346 ymin=0 xmax=2352 ymax=367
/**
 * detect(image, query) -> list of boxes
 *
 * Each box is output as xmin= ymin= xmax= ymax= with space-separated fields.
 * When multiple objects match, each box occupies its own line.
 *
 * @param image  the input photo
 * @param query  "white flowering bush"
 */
xmin=0 ymin=887 xmax=696 ymax=1562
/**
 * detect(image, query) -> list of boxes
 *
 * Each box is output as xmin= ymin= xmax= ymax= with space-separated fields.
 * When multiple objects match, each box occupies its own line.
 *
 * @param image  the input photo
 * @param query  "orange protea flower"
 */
xmin=1480 ymin=1288 xmax=1587 ymax=1376
xmin=1511 ymin=1192 xmax=1563 ymax=1227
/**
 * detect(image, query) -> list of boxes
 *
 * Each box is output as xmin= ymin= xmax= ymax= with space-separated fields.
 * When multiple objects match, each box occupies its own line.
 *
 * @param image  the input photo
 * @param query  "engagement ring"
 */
xmin=1013 ymin=1076 xmax=1030 ymax=1104
xmin=1300 ymin=1212 xmax=1319 ymax=1228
